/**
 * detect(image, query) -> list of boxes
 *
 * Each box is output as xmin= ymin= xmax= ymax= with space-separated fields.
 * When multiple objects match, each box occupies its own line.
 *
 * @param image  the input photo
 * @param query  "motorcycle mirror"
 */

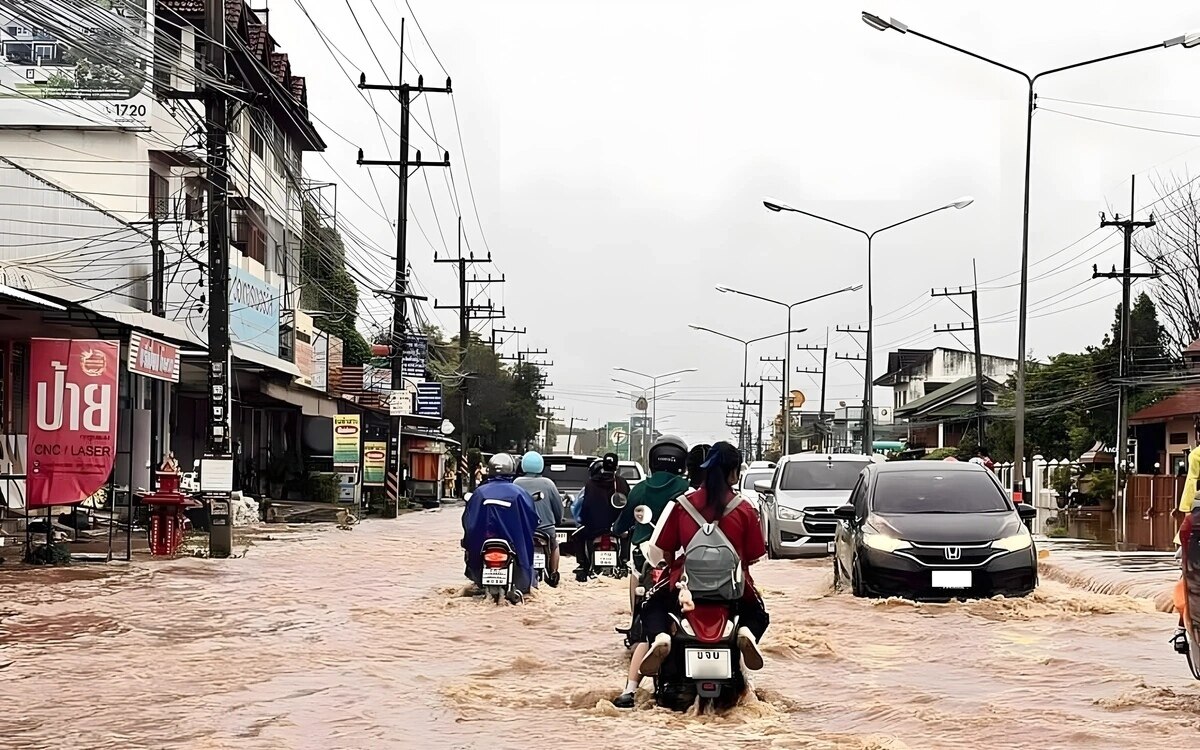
xmin=633 ymin=504 xmax=653 ymax=525
xmin=611 ymin=492 xmax=628 ymax=509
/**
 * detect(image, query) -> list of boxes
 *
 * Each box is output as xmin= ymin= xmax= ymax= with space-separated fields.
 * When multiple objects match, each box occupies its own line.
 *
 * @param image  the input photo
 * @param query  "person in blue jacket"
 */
xmin=462 ymin=453 xmax=539 ymax=596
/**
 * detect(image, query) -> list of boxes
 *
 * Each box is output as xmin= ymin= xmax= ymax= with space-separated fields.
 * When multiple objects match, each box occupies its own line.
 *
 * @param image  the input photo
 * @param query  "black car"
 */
xmin=832 ymin=461 xmax=1038 ymax=600
xmin=540 ymin=454 xmax=597 ymax=556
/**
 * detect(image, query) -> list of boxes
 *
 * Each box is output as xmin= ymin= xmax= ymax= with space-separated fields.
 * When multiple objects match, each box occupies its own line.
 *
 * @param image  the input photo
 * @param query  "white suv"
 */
xmin=755 ymin=453 xmax=877 ymax=558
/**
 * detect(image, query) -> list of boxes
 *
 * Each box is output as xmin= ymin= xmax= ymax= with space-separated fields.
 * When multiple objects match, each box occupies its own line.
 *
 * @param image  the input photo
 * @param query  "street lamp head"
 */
xmin=949 ymin=196 xmax=975 ymax=210
xmin=1165 ymin=31 xmax=1200 ymax=48
xmin=763 ymin=200 xmax=787 ymax=213
xmin=715 ymin=286 xmax=733 ymax=294
xmin=861 ymin=12 xmax=907 ymax=33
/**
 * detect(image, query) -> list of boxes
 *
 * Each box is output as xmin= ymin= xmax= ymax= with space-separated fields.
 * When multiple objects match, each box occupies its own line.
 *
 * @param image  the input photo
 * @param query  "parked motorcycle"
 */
xmin=653 ymin=600 xmax=749 ymax=711
xmin=480 ymin=538 xmax=523 ymax=605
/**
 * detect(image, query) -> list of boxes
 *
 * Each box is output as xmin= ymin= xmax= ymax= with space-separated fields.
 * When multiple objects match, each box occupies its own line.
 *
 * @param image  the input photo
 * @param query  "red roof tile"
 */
xmin=225 ymin=0 xmax=242 ymax=24
xmin=1186 ymin=338 xmax=1200 ymax=356
xmin=1131 ymin=388 xmax=1200 ymax=424
xmin=290 ymin=75 xmax=306 ymax=102
xmin=270 ymin=52 xmax=289 ymax=83
xmin=247 ymin=23 xmax=268 ymax=58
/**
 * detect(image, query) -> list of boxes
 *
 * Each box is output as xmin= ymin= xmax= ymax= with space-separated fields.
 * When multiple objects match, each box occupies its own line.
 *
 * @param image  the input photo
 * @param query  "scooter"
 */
xmin=533 ymin=530 xmax=551 ymax=583
xmin=653 ymin=599 xmax=748 ymax=712
xmin=616 ymin=505 xmax=663 ymax=648
xmin=1172 ymin=509 xmax=1200 ymax=679
xmin=589 ymin=532 xmax=626 ymax=578
xmin=480 ymin=538 xmax=523 ymax=605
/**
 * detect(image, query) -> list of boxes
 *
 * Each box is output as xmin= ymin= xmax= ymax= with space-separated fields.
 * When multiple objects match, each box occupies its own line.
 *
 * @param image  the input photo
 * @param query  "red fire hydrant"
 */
xmin=139 ymin=454 xmax=200 ymax=557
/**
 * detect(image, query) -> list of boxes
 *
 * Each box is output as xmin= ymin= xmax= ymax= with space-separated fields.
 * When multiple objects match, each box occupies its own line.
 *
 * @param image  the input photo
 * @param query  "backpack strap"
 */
xmin=722 ymin=495 xmax=743 ymax=517
xmin=675 ymin=495 xmax=709 ymax=527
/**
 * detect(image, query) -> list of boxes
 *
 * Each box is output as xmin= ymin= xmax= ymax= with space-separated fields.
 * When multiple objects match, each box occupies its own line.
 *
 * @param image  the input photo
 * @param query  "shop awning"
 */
xmin=401 ymin=430 xmax=460 ymax=447
xmin=0 ymin=283 xmax=66 ymax=310
xmin=261 ymin=379 xmax=339 ymax=417
xmin=233 ymin=342 xmax=302 ymax=379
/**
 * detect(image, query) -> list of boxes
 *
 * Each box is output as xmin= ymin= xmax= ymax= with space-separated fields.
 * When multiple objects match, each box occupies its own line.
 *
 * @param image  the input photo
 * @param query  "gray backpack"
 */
xmin=677 ymin=495 xmax=745 ymax=601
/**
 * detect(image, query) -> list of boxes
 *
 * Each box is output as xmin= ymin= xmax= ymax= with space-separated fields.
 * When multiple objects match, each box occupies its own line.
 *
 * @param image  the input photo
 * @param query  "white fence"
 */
xmin=994 ymin=456 xmax=1075 ymax=529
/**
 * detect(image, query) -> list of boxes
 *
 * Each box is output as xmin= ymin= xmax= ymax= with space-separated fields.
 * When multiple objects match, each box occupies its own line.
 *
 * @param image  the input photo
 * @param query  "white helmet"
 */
xmin=488 ymin=452 xmax=517 ymax=476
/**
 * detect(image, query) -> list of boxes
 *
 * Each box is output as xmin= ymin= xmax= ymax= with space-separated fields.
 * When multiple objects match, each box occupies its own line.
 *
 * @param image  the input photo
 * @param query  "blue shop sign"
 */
xmin=229 ymin=267 xmax=280 ymax=357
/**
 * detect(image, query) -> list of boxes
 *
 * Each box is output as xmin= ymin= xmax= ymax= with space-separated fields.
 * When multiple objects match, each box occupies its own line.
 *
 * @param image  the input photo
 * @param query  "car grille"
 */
xmin=801 ymin=508 xmax=837 ymax=537
xmin=897 ymin=542 xmax=998 ymax=567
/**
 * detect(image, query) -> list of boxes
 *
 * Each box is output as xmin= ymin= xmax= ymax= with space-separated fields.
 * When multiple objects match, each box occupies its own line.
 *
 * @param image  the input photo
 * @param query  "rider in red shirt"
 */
xmin=638 ymin=441 xmax=769 ymax=677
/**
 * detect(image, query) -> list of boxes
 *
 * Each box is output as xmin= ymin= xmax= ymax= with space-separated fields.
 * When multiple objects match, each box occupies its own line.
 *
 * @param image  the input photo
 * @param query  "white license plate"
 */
xmin=826 ymin=541 xmax=836 ymax=554
xmin=556 ymin=532 xmax=568 ymax=544
xmin=482 ymin=567 xmax=509 ymax=586
xmin=684 ymin=648 xmax=733 ymax=679
xmin=594 ymin=550 xmax=619 ymax=568
xmin=931 ymin=570 xmax=972 ymax=589
xmin=533 ymin=552 xmax=546 ymax=570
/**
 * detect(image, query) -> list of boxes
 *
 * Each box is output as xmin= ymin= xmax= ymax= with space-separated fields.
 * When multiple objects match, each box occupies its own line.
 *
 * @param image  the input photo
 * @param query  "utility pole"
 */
xmin=797 ymin=335 xmax=829 ymax=448
xmin=434 ymin=217 xmax=502 ymax=494
xmin=835 ymin=350 xmax=869 ymax=454
xmin=203 ymin=0 xmax=234 ymax=557
xmin=837 ymin=325 xmax=870 ymax=452
xmin=760 ymin=356 xmax=784 ymax=454
xmin=932 ymin=280 xmax=985 ymax=442
xmin=1094 ymin=175 xmax=1156 ymax=544
xmin=357 ymin=32 xmax=452 ymax=510
xmin=738 ymin=381 xmax=764 ymax=460
xmin=488 ymin=326 xmax=525 ymax=355
xmin=755 ymin=382 xmax=765 ymax=461
xmin=566 ymin=415 xmax=587 ymax=454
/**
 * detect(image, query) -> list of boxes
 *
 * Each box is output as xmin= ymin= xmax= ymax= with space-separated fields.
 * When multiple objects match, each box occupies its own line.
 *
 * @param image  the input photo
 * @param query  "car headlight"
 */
xmin=992 ymin=532 xmax=1032 ymax=552
xmin=862 ymin=533 xmax=910 ymax=553
xmin=776 ymin=505 xmax=803 ymax=521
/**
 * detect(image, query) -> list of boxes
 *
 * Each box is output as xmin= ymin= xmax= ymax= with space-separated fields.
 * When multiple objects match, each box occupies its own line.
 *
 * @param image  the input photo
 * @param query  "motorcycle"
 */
xmin=533 ymin=530 xmax=551 ymax=583
xmin=616 ymin=505 xmax=662 ymax=648
xmin=653 ymin=600 xmax=748 ymax=712
xmin=480 ymin=538 xmax=523 ymax=605
xmin=1172 ymin=509 xmax=1200 ymax=678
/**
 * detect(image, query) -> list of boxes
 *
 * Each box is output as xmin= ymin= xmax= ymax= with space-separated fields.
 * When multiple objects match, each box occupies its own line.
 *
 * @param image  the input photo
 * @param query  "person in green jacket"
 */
xmin=612 ymin=434 xmax=690 ymax=709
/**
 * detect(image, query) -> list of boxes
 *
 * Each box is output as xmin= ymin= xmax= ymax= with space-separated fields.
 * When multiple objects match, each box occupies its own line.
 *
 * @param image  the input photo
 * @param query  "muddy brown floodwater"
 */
xmin=2 ymin=508 xmax=1199 ymax=749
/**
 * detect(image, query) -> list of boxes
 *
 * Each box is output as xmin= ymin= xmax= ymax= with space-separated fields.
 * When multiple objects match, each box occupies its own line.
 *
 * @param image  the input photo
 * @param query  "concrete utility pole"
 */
xmin=797 ymin=335 xmax=829 ymax=448
xmin=204 ymin=0 xmax=234 ymax=557
xmin=835 ymin=325 xmax=870 ymax=453
xmin=760 ymin=356 xmax=785 ymax=453
xmin=1093 ymin=175 xmax=1156 ymax=544
xmin=488 ymin=326 xmax=525 ymax=355
xmin=356 ymin=23 xmax=452 ymax=510
xmin=932 ymin=279 xmax=985 ymax=442
xmin=434 ymin=216 xmax=503 ymax=494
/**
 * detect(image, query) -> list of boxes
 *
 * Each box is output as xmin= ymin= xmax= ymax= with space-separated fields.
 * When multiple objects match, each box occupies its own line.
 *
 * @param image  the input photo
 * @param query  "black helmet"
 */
xmin=649 ymin=435 xmax=688 ymax=475
xmin=589 ymin=459 xmax=604 ymax=479
xmin=686 ymin=443 xmax=711 ymax=487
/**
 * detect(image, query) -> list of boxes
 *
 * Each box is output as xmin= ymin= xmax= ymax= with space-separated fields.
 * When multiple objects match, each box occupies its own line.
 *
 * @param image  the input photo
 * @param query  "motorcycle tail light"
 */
xmin=483 ymin=550 xmax=508 ymax=566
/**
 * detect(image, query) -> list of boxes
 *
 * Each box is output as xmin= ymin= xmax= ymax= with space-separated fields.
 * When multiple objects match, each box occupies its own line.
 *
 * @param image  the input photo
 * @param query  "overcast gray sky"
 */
xmin=272 ymin=1 xmax=1200 ymax=447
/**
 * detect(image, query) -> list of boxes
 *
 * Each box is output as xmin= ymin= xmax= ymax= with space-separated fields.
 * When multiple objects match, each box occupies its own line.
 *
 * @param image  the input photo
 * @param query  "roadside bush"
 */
xmin=922 ymin=447 xmax=959 ymax=461
xmin=304 ymin=473 xmax=340 ymax=504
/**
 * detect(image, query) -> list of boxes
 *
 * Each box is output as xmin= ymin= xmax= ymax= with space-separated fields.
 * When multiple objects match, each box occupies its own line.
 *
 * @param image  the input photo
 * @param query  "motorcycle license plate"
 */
xmin=482 ymin=567 xmax=509 ymax=586
xmin=684 ymin=648 xmax=733 ymax=679
xmin=826 ymin=541 xmax=836 ymax=554
xmin=556 ymin=532 xmax=568 ymax=544
xmin=594 ymin=550 xmax=619 ymax=568
xmin=533 ymin=552 xmax=546 ymax=570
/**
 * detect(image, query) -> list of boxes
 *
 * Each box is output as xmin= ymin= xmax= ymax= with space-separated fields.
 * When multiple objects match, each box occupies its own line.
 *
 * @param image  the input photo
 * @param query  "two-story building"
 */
xmin=874 ymin=347 xmax=1017 ymax=451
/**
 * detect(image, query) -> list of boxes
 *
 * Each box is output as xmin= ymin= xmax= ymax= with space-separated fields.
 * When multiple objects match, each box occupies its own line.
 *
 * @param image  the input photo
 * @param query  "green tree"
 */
xmin=300 ymin=201 xmax=370 ymax=365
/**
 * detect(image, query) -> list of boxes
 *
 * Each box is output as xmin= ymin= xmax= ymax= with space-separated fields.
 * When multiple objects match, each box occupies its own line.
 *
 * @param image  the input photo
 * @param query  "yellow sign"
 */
xmin=362 ymin=441 xmax=387 ymax=486
xmin=333 ymin=415 xmax=361 ymax=465
xmin=790 ymin=390 xmax=806 ymax=409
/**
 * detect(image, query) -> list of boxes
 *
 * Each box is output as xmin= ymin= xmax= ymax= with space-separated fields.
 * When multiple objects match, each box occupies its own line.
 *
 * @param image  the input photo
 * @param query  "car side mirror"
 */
xmin=833 ymin=504 xmax=856 ymax=523
xmin=1017 ymin=504 xmax=1037 ymax=522
xmin=753 ymin=480 xmax=773 ymax=495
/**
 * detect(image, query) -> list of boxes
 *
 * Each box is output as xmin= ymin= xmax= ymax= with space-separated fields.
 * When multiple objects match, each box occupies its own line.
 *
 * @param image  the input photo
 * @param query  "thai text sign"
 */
xmin=401 ymin=335 xmax=426 ymax=379
xmin=229 ymin=266 xmax=280 ymax=357
xmin=127 ymin=332 xmax=179 ymax=382
xmin=27 ymin=339 xmax=119 ymax=508
xmin=332 ymin=415 xmax=361 ymax=466
xmin=362 ymin=441 xmax=386 ymax=486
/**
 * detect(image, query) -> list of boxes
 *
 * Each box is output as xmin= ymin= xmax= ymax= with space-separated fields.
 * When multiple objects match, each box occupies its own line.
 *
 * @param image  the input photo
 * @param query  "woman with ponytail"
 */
xmin=635 ymin=441 xmax=769 ymax=679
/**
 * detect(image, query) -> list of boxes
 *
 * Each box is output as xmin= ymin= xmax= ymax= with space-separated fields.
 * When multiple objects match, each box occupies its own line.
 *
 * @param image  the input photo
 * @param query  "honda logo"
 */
xmin=944 ymin=547 xmax=962 ymax=561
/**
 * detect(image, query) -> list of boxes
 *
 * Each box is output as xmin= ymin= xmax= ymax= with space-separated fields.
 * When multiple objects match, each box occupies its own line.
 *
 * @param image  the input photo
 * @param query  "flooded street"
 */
xmin=2 ymin=509 xmax=1199 ymax=750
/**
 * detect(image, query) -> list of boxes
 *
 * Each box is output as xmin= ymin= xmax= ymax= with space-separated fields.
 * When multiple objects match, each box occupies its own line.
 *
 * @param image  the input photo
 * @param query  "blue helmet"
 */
xmin=520 ymin=451 xmax=544 ymax=475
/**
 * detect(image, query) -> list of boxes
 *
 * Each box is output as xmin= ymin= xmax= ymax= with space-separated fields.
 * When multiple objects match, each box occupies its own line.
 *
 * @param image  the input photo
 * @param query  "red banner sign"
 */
xmin=27 ymin=339 xmax=119 ymax=508
xmin=127 ymin=332 xmax=180 ymax=382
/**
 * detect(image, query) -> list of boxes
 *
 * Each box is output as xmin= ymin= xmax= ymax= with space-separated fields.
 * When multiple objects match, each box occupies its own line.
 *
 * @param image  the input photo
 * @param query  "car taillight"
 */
xmin=483 ymin=550 xmax=508 ymax=567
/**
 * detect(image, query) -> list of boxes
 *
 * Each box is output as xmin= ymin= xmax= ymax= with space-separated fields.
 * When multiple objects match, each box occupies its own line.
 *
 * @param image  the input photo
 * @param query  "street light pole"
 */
xmin=861 ymin=11 xmax=1199 ymax=491
xmin=715 ymin=285 xmax=860 ymax=456
xmin=613 ymin=367 xmax=696 ymax=458
xmin=764 ymin=199 xmax=971 ymax=454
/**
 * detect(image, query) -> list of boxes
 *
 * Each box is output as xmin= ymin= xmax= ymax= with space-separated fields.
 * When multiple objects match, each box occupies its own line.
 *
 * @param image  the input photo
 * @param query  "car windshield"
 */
xmin=545 ymin=463 xmax=591 ymax=489
xmin=872 ymin=471 xmax=1011 ymax=514
xmin=742 ymin=471 xmax=772 ymax=490
xmin=780 ymin=461 xmax=868 ymax=491
xmin=617 ymin=466 xmax=642 ymax=481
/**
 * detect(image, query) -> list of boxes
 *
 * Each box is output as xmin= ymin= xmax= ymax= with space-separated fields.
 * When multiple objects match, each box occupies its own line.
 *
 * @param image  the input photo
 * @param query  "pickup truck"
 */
xmin=541 ymin=453 xmax=597 ymax=556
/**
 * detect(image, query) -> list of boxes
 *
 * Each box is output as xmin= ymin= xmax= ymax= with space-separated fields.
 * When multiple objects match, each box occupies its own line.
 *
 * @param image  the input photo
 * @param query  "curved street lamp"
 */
xmin=860 ymin=10 xmax=1200 ymax=489
xmin=763 ymin=198 xmax=972 ymax=453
